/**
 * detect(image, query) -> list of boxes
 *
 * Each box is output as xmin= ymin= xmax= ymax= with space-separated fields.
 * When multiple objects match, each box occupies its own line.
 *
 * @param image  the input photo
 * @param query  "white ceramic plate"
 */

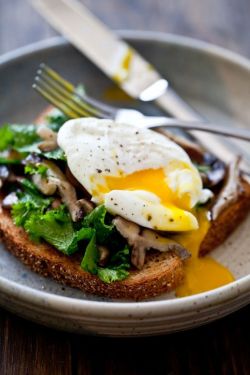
xmin=0 ymin=33 xmax=250 ymax=336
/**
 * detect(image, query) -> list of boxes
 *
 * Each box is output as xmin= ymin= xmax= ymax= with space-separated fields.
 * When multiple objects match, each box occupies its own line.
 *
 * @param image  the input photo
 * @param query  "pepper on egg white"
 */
xmin=57 ymin=118 xmax=212 ymax=232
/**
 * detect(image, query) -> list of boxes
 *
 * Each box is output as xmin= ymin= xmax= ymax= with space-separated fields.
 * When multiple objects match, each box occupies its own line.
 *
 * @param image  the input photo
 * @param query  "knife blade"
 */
xmin=30 ymin=0 xmax=168 ymax=101
xmin=30 ymin=0 xmax=250 ymax=170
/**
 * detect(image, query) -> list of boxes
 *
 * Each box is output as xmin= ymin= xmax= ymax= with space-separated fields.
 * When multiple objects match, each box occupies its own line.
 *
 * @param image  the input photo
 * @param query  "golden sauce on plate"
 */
xmin=175 ymin=210 xmax=234 ymax=297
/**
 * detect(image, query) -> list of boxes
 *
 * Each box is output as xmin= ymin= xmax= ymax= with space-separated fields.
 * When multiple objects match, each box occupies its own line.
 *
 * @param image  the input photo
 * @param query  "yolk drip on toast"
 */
xmin=174 ymin=210 xmax=234 ymax=297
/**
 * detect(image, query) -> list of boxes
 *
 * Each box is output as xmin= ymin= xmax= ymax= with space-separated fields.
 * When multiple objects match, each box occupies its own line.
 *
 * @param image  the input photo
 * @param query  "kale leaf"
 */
xmin=76 ymin=227 xmax=95 ymax=242
xmin=81 ymin=237 xmax=130 ymax=283
xmin=0 ymin=123 xmax=66 ymax=161
xmin=19 ymin=178 xmax=42 ymax=195
xmin=83 ymin=205 xmax=114 ymax=244
xmin=43 ymin=148 xmax=66 ymax=161
xmin=12 ymin=200 xmax=38 ymax=226
xmin=97 ymin=266 xmax=129 ymax=283
xmin=97 ymin=245 xmax=130 ymax=283
xmin=0 ymin=156 xmax=22 ymax=165
xmin=0 ymin=124 xmax=40 ymax=152
xmin=46 ymin=109 xmax=69 ymax=132
xmin=0 ymin=125 xmax=14 ymax=151
xmin=80 ymin=207 xmax=130 ymax=282
xmin=24 ymin=205 xmax=77 ymax=255
xmin=24 ymin=164 xmax=48 ymax=177
xmin=81 ymin=232 xmax=99 ymax=274
xmin=195 ymin=164 xmax=211 ymax=173
xmin=11 ymin=180 xmax=52 ymax=226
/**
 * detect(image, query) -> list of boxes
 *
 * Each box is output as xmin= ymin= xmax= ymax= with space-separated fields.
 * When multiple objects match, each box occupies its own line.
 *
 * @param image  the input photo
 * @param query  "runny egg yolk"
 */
xmin=104 ymin=168 xmax=234 ymax=297
xmin=174 ymin=210 xmax=234 ymax=297
xmin=104 ymin=168 xmax=191 ymax=209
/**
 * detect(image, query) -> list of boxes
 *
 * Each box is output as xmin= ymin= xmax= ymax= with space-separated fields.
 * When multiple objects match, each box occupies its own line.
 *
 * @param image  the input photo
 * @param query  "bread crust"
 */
xmin=0 ymin=207 xmax=184 ymax=300
xmin=0 ymin=106 xmax=249 ymax=299
xmin=200 ymin=179 xmax=250 ymax=256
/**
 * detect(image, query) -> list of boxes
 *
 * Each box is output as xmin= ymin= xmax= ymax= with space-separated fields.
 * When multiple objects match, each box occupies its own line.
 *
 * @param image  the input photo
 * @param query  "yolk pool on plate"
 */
xmin=174 ymin=210 xmax=234 ymax=297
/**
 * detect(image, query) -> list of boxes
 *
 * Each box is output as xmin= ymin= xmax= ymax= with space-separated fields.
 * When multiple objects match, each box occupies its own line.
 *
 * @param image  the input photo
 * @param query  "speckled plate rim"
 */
xmin=0 ymin=32 xmax=250 ymax=321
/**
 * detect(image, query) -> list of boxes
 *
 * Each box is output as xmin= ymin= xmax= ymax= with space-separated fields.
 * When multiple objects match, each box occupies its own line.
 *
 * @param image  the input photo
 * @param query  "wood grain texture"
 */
xmin=0 ymin=311 xmax=72 ymax=375
xmin=1 ymin=0 xmax=250 ymax=374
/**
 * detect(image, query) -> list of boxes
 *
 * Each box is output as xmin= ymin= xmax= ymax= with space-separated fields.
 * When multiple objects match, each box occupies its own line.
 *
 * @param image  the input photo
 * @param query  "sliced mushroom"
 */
xmin=37 ymin=125 xmax=57 ymax=142
xmin=37 ymin=125 xmax=58 ymax=152
xmin=38 ymin=141 xmax=58 ymax=152
xmin=157 ymin=129 xmax=227 ymax=186
xmin=0 ymin=166 xmax=10 ymax=189
xmin=46 ymin=161 xmax=83 ymax=221
xmin=30 ymin=160 xmax=83 ymax=221
xmin=65 ymin=166 xmax=92 ymax=198
xmin=0 ymin=165 xmax=10 ymax=180
xmin=77 ymin=198 xmax=94 ymax=214
xmin=200 ymin=160 xmax=226 ymax=188
xmin=98 ymin=245 xmax=110 ymax=267
xmin=113 ymin=216 xmax=190 ymax=269
xmin=2 ymin=192 xmax=18 ymax=208
xmin=211 ymin=156 xmax=241 ymax=220
xmin=242 ymin=171 xmax=250 ymax=185
xmin=0 ymin=166 xmax=26 ymax=190
xmin=32 ymin=174 xmax=57 ymax=195
xmin=51 ymin=198 xmax=62 ymax=209
xmin=53 ymin=179 xmax=84 ymax=222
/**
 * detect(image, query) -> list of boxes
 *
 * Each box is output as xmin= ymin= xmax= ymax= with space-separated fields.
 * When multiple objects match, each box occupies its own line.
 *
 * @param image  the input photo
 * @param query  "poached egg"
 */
xmin=58 ymin=118 xmax=212 ymax=232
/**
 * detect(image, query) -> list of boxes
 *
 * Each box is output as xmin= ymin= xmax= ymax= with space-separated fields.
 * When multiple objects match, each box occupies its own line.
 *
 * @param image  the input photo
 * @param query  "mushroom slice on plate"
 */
xmin=37 ymin=125 xmax=58 ymax=152
xmin=31 ymin=160 xmax=83 ymax=221
xmin=113 ymin=216 xmax=190 ymax=269
xmin=1 ymin=192 xmax=18 ymax=208
xmin=0 ymin=165 xmax=10 ymax=189
xmin=98 ymin=245 xmax=110 ymax=266
xmin=200 ymin=160 xmax=226 ymax=188
xmin=212 ymin=156 xmax=241 ymax=220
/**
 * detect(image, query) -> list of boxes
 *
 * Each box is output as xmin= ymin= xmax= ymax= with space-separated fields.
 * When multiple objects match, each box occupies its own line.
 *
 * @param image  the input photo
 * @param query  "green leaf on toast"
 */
xmin=11 ymin=179 xmax=52 ymax=226
xmin=43 ymin=148 xmax=66 ymax=161
xmin=24 ymin=164 xmax=48 ymax=177
xmin=83 ymin=205 xmax=114 ymax=244
xmin=0 ymin=124 xmax=40 ymax=152
xmin=81 ymin=232 xmax=99 ymax=274
xmin=46 ymin=109 xmax=69 ymax=132
xmin=0 ymin=125 xmax=14 ymax=151
xmin=0 ymin=156 xmax=22 ymax=164
xmin=97 ymin=245 xmax=130 ymax=283
xmin=24 ymin=205 xmax=77 ymax=254
xmin=97 ymin=267 xmax=129 ymax=283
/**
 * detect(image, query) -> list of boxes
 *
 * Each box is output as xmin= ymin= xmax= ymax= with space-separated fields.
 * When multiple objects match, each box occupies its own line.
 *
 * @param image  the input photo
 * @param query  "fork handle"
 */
xmin=146 ymin=118 xmax=250 ymax=142
xmin=155 ymin=88 xmax=247 ymax=164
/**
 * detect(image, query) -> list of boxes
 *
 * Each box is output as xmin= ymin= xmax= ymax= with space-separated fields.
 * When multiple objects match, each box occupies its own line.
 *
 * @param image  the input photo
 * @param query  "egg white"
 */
xmin=58 ymin=118 xmax=212 ymax=231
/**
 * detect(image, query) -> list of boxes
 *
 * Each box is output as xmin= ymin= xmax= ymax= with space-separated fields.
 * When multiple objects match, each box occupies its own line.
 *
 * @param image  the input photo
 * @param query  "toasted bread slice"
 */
xmin=0 ymin=107 xmax=249 ymax=300
xmin=200 ymin=179 xmax=250 ymax=256
xmin=0 ymin=206 xmax=184 ymax=300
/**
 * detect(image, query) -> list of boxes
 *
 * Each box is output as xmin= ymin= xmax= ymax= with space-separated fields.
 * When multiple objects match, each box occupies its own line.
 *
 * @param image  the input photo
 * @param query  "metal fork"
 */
xmin=33 ymin=64 xmax=250 ymax=141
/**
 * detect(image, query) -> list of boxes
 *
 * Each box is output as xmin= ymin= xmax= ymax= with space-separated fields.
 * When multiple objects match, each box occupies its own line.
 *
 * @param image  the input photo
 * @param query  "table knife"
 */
xmin=30 ymin=0 xmax=249 ymax=169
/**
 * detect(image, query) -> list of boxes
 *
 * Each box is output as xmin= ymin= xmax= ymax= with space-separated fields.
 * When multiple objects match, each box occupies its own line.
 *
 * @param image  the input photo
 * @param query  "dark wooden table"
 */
xmin=0 ymin=1 xmax=250 ymax=374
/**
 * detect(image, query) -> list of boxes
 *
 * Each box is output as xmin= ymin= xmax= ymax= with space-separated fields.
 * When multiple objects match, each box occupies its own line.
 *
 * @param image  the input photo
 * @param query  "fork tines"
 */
xmin=33 ymin=63 xmax=106 ymax=119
